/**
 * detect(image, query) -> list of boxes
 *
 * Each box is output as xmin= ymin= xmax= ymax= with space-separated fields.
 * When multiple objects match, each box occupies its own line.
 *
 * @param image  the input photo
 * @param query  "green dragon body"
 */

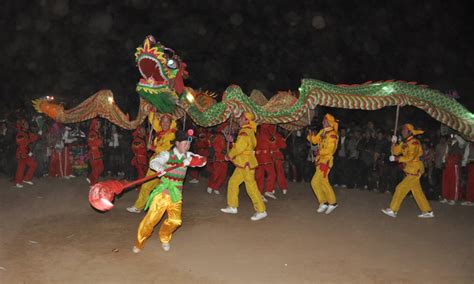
xmin=34 ymin=35 xmax=474 ymax=140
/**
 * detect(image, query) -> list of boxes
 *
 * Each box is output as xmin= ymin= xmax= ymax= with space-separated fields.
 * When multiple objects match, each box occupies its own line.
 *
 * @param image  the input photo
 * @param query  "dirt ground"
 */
xmin=0 ymin=175 xmax=473 ymax=284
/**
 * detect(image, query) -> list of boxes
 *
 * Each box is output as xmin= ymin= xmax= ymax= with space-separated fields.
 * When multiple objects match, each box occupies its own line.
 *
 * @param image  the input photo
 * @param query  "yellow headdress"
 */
xmin=323 ymin=113 xmax=338 ymax=132
xmin=148 ymin=112 xmax=177 ymax=132
xmin=403 ymin=123 xmax=424 ymax=136
xmin=243 ymin=112 xmax=257 ymax=132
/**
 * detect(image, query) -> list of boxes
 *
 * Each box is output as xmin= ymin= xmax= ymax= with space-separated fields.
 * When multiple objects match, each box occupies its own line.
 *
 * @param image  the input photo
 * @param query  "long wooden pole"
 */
xmin=393 ymin=105 xmax=400 ymax=137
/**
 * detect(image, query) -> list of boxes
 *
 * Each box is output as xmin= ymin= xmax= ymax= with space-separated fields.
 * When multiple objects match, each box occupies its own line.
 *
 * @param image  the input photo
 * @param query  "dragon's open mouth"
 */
xmin=138 ymin=55 xmax=168 ymax=87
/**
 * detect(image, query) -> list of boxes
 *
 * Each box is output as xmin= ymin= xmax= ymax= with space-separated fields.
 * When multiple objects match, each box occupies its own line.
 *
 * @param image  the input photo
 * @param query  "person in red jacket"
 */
xmin=270 ymin=126 xmax=288 ymax=195
xmin=15 ymin=119 xmax=40 ymax=188
xmin=440 ymin=134 xmax=465 ymax=205
xmin=462 ymin=143 xmax=474 ymax=206
xmin=131 ymin=125 xmax=148 ymax=180
xmin=206 ymin=123 xmax=230 ymax=194
xmin=87 ymin=119 xmax=104 ymax=185
xmin=255 ymin=124 xmax=277 ymax=200
xmin=189 ymin=127 xmax=210 ymax=184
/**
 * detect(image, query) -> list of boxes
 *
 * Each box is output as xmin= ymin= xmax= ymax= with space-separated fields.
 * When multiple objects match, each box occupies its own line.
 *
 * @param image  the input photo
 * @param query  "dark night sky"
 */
xmin=1 ymin=0 xmax=473 ymax=117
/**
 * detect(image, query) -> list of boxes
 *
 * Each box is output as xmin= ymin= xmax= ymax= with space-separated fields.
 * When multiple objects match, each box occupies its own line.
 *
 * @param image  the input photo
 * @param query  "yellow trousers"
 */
xmin=135 ymin=193 xmax=182 ymax=249
xmin=390 ymin=174 xmax=432 ymax=212
xmin=310 ymin=167 xmax=337 ymax=205
xmin=227 ymin=167 xmax=266 ymax=212
xmin=133 ymin=167 xmax=161 ymax=210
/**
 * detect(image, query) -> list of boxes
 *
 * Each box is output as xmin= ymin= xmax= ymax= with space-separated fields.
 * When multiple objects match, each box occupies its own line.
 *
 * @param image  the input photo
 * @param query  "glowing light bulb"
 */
xmin=185 ymin=91 xmax=195 ymax=103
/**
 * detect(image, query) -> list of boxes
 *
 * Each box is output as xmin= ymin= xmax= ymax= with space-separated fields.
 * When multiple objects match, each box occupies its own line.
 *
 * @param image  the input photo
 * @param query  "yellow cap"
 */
xmin=242 ymin=112 xmax=257 ymax=132
xmin=403 ymin=123 xmax=424 ymax=136
xmin=323 ymin=113 xmax=338 ymax=132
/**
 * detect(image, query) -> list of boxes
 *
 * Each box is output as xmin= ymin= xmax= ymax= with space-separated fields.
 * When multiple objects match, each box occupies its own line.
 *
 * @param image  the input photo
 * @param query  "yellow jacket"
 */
xmin=307 ymin=128 xmax=339 ymax=167
xmin=228 ymin=125 xmax=258 ymax=169
xmin=148 ymin=112 xmax=176 ymax=157
xmin=392 ymin=136 xmax=424 ymax=175
xmin=153 ymin=130 xmax=175 ymax=156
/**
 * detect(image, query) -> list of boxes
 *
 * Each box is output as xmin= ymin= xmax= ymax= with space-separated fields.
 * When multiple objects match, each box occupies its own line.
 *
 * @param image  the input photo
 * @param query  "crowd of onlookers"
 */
xmin=1 ymin=108 xmax=473 ymax=205
xmin=287 ymin=120 xmax=473 ymax=203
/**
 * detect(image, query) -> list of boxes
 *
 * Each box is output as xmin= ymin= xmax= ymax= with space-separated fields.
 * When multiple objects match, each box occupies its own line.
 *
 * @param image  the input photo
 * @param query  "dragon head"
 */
xmin=135 ymin=35 xmax=188 ymax=113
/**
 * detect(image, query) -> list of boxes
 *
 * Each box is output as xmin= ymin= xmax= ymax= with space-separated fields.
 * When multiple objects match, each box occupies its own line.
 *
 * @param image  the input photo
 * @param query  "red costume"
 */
xmin=270 ymin=129 xmax=288 ymax=192
xmin=255 ymin=124 xmax=276 ymax=194
xmin=442 ymin=143 xmax=463 ymax=201
xmin=467 ymin=164 xmax=474 ymax=202
xmin=207 ymin=125 xmax=229 ymax=192
xmin=87 ymin=119 xmax=104 ymax=185
xmin=15 ymin=119 xmax=39 ymax=184
xmin=190 ymin=128 xmax=210 ymax=181
xmin=131 ymin=126 xmax=148 ymax=180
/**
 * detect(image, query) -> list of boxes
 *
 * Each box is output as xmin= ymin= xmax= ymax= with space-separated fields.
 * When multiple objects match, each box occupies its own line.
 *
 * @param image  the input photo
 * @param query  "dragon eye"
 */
xmin=167 ymin=59 xmax=177 ymax=69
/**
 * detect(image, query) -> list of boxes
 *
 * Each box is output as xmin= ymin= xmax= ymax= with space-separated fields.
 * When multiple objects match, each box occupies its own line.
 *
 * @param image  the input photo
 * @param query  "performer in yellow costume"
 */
xmin=127 ymin=113 xmax=176 ymax=213
xmin=133 ymin=130 xmax=206 ymax=253
xmin=307 ymin=113 xmax=339 ymax=214
xmin=220 ymin=112 xmax=267 ymax=221
xmin=382 ymin=123 xmax=434 ymax=218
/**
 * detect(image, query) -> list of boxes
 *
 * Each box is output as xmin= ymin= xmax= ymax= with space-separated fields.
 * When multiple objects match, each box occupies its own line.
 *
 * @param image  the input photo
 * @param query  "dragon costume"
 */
xmin=33 ymin=35 xmax=474 ymax=141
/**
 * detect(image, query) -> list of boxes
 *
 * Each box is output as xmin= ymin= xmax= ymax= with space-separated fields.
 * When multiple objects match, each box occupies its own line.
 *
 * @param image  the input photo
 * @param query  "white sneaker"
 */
xmin=213 ymin=190 xmax=220 ymax=195
xmin=381 ymin=208 xmax=397 ymax=218
xmin=341 ymin=184 xmax=347 ymax=188
xmin=334 ymin=184 xmax=339 ymax=187
xmin=15 ymin=183 xmax=23 ymax=188
xmin=220 ymin=207 xmax=238 ymax=214
xmin=189 ymin=178 xmax=199 ymax=184
xmin=69 ymin=175 xmax=76 ymax=178
xmin=282 ymin=189 xmax=288 ymax=195
xmin=126 ymin=206 xmax=141 ymax=213
xmin=439 ymin=198 xmax=448 ymax=204
xmin=250 ymin=211 xmax=267 ymax=221
xmin=207 ymin=187 xmax=213 ymax=194
xmin=447 ymin=200 xmax=456 ymax=206
xmin=261 ymin=195 xmax=268 ymax=203
xmin=461 ymin=201 xmax=474 ymax=206
xmin=86 ymin=178 xmax=91 ymax=184
xmin=132 ymin=246 xmax=141 ymax=253
xmin=317 ymin=203 xmax=328 ymax=213
xmin=418 ymin=211 xmax=434 ymax=218
xmin=23 ymin=180 xmax=34 ymax=185
xmin=325 ymin=204 xmax=338 ymax=214
xmin=264 ymin=192 xmax=277 ymax=199
xmin=161 ymin=243 xmax=170 ymax=252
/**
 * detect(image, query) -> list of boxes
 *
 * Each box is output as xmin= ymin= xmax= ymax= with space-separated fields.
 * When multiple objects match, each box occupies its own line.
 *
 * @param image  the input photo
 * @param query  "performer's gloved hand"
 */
xmin=389 ymin=155 xmax=399 ymax=162
xmin=391 ymin=135 xmax=398 ymax=144
xmin=38 ymin=130 xmax=43 ymax=135
xmin=189 ymin=155 xmax=207 ymax=167
xmin=28 ymin=152 xmax=33 ymax=157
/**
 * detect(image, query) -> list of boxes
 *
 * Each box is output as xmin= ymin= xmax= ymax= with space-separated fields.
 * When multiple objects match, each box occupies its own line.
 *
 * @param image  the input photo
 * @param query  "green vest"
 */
xmin=145 ymin=150 xmax=188 ymax=210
